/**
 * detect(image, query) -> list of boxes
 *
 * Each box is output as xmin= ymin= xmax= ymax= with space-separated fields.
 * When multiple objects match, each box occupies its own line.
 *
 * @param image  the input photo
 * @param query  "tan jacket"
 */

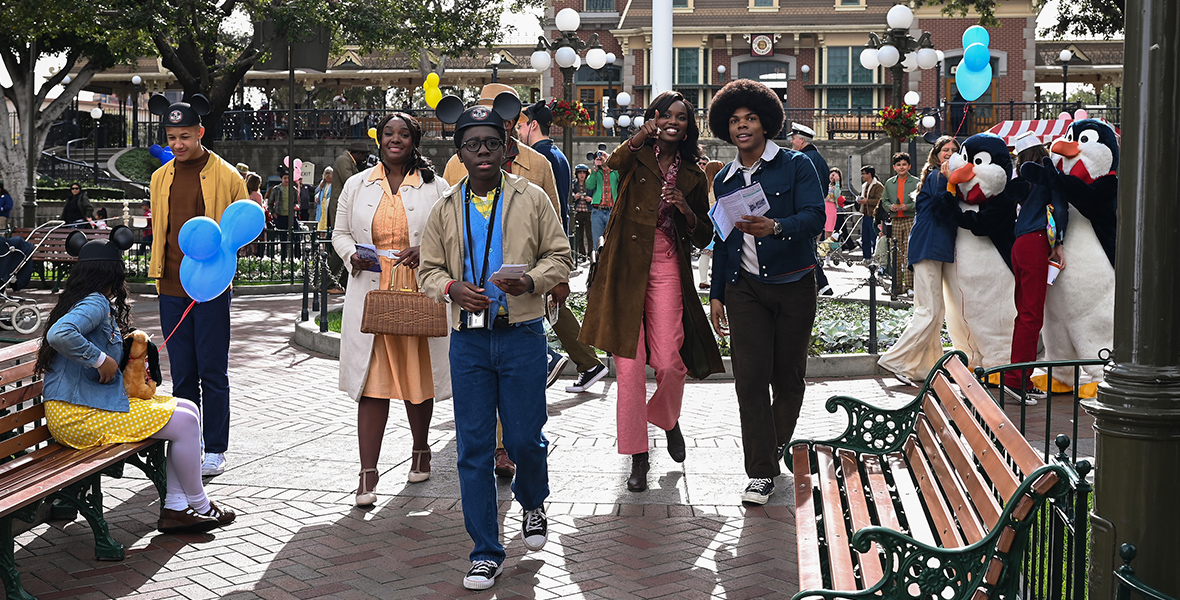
xmin=443 ymin=140 xmax=561 ymax=218
xmin=149 ymin=149 xmax=249 ymax=280
xmin=860 ymin=178 xmax=884 ymax=216
xmin=332 ymin=166 xmax=452 ymax=401
xmin=419 ymin=172 xmax=572 ymax=329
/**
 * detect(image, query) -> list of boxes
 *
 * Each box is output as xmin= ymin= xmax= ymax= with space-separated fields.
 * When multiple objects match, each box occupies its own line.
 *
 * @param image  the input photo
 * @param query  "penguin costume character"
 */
xmin=1019 ymin=119 xmax=1119 ymax=395
xmin=937 ymin=133 xmax=1019 ymax=370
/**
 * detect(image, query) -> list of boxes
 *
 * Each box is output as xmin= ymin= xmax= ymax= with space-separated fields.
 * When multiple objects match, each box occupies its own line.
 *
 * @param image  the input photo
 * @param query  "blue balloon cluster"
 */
xmin=956 ymin=26 xmax=993 ymax=102
xmin=148 ymin=144 xmax=175 ymax=164
xmin=178 ymin=200 xmax=265 ymax=302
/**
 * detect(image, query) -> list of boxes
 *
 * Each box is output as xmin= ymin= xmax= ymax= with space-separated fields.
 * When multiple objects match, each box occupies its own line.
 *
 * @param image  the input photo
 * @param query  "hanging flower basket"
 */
xmin=877 ymin=105 xmax=920 ymax=141
xmin=550 ymin=99 xmax=595 ymax=128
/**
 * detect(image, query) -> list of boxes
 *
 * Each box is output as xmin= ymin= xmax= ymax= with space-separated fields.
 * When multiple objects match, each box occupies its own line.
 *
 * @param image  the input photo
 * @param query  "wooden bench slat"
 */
xmin=792 ymin=445 xmax=824 ymax=592
xmin=863 ymin=455 xmax=900 ymax=531
xmin=0 ymin=443 xmax=95 ymax=499
xmin=923 ymin=384 xmax=1004 ymax=530
xmin=0 ymin=340 xmax=40 ymax=364
xmin=0 ymin=402 xmax=45 ymax=435
xmin=0 ymin=382 xmax=44 ymax=412
xmin=816 ymin=445 xmax=858 ymax=591
xmin=886 ymin=449 xmax=937 ymax=546
xmin=945 ymin=357 xmax=1044 ymax=475
xmin=839 ymin=449 xmax=883 ymax=588
xmin=932 ymin=373 xmax=1022 ymax=504
xmin=904 ymin=434 xmax=965 ymax=548
xmin=0 ymin=360 xmax=37 ymax=388
xmin=0 ymin=426 xmax=52 ymax=461
xmin=915 ymin=416 xmax=988 ymax=544
xmin=0 ymin=441 xmax=158 ymax=518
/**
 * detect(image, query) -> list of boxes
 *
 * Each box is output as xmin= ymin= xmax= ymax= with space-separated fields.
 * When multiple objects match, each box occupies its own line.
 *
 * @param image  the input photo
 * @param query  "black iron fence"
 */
xmin=1116 ymin=544 xmax=1179 ymax=600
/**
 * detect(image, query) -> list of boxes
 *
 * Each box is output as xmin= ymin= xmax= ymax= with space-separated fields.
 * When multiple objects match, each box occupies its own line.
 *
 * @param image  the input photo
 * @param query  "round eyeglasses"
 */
xmin=459 ymin=137 xmax=505 ymax=153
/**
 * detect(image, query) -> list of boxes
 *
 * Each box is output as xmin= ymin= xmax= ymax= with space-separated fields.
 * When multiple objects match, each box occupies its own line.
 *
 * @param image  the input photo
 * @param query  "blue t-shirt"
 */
xmin=531 ymin=139 xmax=571 ymax=233
xmin=461 ymin=183 xmax=508 ymax=318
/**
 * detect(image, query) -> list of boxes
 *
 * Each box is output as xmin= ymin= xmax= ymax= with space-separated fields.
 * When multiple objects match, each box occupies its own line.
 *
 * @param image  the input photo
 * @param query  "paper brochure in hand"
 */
xmin=709 ymin=182 xmax=770 ymax=242
xmin=354 ymin=244 xmax=384 ymax=272
xmin=490 ymin=263 xmax=529 ymax=282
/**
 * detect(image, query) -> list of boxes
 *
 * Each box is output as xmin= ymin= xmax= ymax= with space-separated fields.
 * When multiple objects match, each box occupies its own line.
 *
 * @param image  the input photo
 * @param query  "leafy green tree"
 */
xmin=0 ymin=1 xmax=150 ymax=221
xmin=121 ymin=0 xmax=544 ymax=140
xmin=915 ymin=0 xmax=1124 ymax=38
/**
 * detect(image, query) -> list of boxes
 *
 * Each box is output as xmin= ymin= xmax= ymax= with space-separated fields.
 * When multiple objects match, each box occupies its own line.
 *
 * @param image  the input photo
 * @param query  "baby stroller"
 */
xmin=0 ymin=221 xmax=71 ymax=334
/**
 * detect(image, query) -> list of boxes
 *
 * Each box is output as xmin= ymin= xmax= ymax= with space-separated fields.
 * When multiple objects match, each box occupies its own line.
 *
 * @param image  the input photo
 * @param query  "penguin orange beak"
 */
xmin=948 ymin=163 xmax=975 ymax=187
xmin=1051 ymin=140 xmax=1080 ymax=158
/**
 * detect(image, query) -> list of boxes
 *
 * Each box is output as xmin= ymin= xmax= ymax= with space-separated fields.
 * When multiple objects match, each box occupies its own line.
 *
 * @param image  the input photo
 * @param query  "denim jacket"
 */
xmin=44 ymin=293 xmax=128 ymax=412
xmin=709 ymin=148 xmax=826 ymax=303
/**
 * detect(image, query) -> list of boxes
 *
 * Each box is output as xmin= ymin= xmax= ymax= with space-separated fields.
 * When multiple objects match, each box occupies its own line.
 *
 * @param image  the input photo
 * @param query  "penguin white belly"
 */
xmin=951 ymin=225 xmax=1017 ymax=369
xmin=1043 ymin=209 xmax=1114 ymax=382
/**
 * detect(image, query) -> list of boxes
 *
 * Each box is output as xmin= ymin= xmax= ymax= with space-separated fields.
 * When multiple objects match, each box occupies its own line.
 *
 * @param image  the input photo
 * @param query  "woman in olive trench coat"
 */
xmin=580 ymin=92 xmax=724 ymax=492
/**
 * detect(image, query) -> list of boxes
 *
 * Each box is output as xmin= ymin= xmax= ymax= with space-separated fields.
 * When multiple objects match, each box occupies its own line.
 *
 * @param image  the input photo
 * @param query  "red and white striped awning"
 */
xmin=988 ymin=119 xmax=1121 ymax=147
xmin=987 ymin=120 xmax=1072 ymax=146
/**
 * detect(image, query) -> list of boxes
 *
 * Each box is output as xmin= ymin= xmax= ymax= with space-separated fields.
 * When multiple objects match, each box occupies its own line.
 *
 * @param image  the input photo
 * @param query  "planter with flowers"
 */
xmin=877 ymin=104 xmax=920 ymax=141
xmin=550 ymin=99 xmax=595 ymax=128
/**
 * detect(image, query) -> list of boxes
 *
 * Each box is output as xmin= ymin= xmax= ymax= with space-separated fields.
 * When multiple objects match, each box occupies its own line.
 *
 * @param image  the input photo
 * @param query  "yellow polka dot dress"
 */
xmin=45 ymin=395 xmax=177 ymax=450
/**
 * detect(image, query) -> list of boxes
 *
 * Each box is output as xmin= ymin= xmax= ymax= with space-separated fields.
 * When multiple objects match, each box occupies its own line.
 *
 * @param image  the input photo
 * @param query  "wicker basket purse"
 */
xmin=360 ymin=289 xmax=448 ymax=337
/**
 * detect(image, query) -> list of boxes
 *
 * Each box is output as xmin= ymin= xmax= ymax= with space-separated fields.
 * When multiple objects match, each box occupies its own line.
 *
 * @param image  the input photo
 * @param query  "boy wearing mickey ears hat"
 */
xmin=147 ymin=93 xmax=248 ymax=477
xmin=419 ymin=94 xmax=572 ymax=591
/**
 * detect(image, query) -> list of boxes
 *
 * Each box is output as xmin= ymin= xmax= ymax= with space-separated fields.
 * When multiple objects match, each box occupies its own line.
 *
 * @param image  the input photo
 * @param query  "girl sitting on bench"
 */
xmin=34 ymin=227 xmax=236 ymax=534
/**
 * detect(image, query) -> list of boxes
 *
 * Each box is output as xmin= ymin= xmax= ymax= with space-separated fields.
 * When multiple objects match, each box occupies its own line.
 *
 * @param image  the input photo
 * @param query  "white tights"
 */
xmin=151 ymin=398 xmax=211 ymax=512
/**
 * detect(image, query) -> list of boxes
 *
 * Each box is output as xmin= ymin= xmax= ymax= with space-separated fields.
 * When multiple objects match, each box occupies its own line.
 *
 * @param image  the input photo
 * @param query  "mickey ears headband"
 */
xmin=66 ymin=226 xmax=135 ymax=262
xmin=434 ymin=92 xmax=522 ymax=125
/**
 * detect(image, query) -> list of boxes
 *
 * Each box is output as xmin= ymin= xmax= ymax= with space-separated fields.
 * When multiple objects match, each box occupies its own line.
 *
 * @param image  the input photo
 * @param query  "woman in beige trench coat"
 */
xmin=333 ymin=113 xmax=451 ymax=506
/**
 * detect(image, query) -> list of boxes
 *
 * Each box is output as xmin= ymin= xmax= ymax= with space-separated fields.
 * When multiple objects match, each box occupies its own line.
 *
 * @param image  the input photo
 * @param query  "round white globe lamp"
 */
xmin=617 ymin=114 xmax=632 ymax=128
xmin=860 ymin=47 xmax=880 ymax=70
xmin=531 ymin=50 xmax=552 ymax=71
xmin=935 ymin=50 xmax=945 ymax=63
xmin=717 ymin=65 xmax=726 ymax=75
xmin=63 ymin=75 xmax=71 ymax=85
xmin=603 ymin=116 xmax=615 ymax=130
xmin=131 ymin=75 xmax=142 ymax=86
xmin=90 ymin=107 xmax=103 ymax=120
xmin=555 ymin=8 xmax=581 ymax=33
xmin=886 ymin=4 xmax=914 ymax=30
xmin=921 ymin=115 xmax=937 ymax=129
xmin=904 ymin=91 xmax=920 ymax=106
xmin=606 ymin=52 xmax=616 ymax=64
xmin=876 ymin=45 xmax=900 ymax=68
xmin=801 ymin=64 xmax=810 ymax=75
xmin=634 ymin=116 xmax=645 ymax=127
xmin=1059 ymin=49 xmax=1073 ymax=63
xmin=554 ymin=46 xmax=578 ymax=69
xmin=916 ymin=48 xmax=938 ymax=70
xmin=616 ymin=92 xmax=632 ymax=107
xmin=902 ymin=52 xmax=919 ymax=72
xmin=586 ymin=47 xmax=607 ymax=70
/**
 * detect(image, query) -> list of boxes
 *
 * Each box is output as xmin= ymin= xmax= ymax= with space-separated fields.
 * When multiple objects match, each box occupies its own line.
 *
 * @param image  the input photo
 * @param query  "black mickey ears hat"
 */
xmin=66 ymin=226 xmax=134 ymax=262
xmin=524 ymin=101 xmax=553 ymax=127
xmin=148 ymin=93 xmax=211 ymax=128
xmin=436 ymin=92 xmax=523 ymax=148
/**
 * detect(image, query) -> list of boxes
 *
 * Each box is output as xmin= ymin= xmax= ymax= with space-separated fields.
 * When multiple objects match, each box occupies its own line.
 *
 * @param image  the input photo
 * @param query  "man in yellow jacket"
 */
xmin=148 ymin=93 xmax=248 ymax=477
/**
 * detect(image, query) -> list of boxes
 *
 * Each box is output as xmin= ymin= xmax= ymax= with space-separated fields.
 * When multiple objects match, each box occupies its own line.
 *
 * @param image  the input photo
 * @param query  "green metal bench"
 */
xmin=0 ymin=339 xmax=166 ymax=600
xmin=789 ymin=351 xmax=1087 ymax=600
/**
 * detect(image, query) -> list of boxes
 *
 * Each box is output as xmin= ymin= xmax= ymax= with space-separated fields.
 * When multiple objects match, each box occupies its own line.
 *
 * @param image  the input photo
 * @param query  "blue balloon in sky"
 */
xmin=961 ymin=25 xmax=990 ymax=49
xmin=178 ymin=200 xmax=265 ymax=302
xmin=956 ymin=63 xmax=993 ymax=103
xmin=963 ymin=42 xmax=991 ymax=72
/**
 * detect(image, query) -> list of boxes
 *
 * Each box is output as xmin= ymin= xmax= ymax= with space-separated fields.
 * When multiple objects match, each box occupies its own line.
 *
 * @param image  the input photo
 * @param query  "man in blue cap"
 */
xmin=420 ymin=97 xmax=571 ymax=591
xmin=147 ymin=93 xmax=248 ymax=477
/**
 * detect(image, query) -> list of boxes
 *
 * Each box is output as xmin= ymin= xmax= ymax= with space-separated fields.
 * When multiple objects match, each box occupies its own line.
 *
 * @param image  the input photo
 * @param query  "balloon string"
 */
xmin=953 ymin=102 xmax=971 ymax=138
xmin=160 ymin=300 xmax=197 ymax=350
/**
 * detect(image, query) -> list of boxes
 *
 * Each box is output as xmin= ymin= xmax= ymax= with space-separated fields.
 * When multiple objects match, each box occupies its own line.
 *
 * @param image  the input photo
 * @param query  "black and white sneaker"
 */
xmin=521 ymin=507 xmax=548 ymax=551
xmin=741 ymin=478 xmax=775 ymax=505
xmin=1003 ymin=386 xmax=1043 ymax=406
xmin=463 ymin=560 xmax=503 ymax=590
xmin=546 ymin=354 xmax=569 ymax=388
xmin=818 ymin=285 xmax=834 ymax=296
xmin=566 ymin=363 xmax=608 ymax=393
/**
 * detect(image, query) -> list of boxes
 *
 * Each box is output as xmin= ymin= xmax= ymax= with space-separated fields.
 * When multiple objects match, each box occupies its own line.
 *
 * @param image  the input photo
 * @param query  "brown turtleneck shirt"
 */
xmin=159 ymin=151 xmax=210 ymax=298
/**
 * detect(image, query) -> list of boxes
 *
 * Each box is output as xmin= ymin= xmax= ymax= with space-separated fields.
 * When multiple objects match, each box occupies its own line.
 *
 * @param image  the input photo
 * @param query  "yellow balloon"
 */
xmin=367 ymin=127 xmax=377 ymax=141
xmin=425 ymin=72 xmax=440 ymax=88
xmin=425 ymin=87 xmax=442 ymax=109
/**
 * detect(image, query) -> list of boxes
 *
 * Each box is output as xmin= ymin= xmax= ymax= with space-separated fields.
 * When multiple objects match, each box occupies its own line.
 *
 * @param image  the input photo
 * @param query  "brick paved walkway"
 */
xmin=12 ymin=291 xmax=1094 ymax=599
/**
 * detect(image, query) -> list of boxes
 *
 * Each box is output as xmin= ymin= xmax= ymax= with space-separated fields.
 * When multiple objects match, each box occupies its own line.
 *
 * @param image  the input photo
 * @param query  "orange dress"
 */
xmin=361 ymin=170 xmax=434 ymax=403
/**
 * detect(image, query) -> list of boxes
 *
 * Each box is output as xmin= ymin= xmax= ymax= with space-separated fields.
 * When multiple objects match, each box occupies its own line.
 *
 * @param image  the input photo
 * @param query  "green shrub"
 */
xmin=115 ymin=148 xmax=161 ymax=183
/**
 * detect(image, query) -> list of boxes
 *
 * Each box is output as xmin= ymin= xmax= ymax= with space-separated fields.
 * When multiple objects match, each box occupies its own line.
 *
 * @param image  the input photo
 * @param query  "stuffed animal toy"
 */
xmin=1021 ymin=118 xmax=1119 ymax=396
xmin=119 ymin=330 xmax=162 ymax=400
xmin=938 ymin=133 xmax=1019 ymax=371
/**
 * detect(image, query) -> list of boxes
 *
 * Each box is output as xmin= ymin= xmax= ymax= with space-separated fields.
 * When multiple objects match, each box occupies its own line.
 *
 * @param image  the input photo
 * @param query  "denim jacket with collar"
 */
xmin=43 ymin=293 xmax=128 ymax=412
xmin=709 ymin=148 xmax=826 ymax=303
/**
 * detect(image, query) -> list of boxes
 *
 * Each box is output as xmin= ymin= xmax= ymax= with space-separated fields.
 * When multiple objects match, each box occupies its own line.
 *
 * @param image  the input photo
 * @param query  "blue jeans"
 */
xmin=861 ymin=214 xmax=876 ymax=259
xmin=590 ymin=207 xmax=611 ymax=251
xmin=450 ymin=320 xmax=550 ymax=563
xmin=159 ymin=290 xmax=232 ymax=453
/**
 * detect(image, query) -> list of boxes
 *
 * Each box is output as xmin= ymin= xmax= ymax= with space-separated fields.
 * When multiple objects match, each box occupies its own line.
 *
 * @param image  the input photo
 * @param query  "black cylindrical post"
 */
xmin=868 ymin=267 xmax=877 ymax=354
xmin=1083 ymin=0 xmax=1180 ymax=597
xmin=287 ymin=42 xmax=296 ymax=284
xmin=23 ymin=37 xmax=38 ymax=228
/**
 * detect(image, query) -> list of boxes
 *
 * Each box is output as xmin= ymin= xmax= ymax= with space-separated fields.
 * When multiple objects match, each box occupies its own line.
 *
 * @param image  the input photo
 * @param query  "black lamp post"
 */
xmin=860 ymin=4 xmax=940 ymax=155
xmin=489 ymin=52 xmax=502 ymax=84
xmin=22 ymin=39 xmax=38 ymax=228
xmin=1059 ymin=48 xmax=1073 ymax=109
xmin=90 ymin=107 xmax=103 ymax=185
xmin=131 ymin=75 xmax=142 ymax=147
xmin=531 ymin=8 xmax=605 ymax=163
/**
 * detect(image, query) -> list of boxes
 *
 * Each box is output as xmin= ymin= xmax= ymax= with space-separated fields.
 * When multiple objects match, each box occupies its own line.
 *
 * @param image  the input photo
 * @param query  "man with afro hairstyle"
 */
xmin=705 ymin=79 xmax=825 ymax=506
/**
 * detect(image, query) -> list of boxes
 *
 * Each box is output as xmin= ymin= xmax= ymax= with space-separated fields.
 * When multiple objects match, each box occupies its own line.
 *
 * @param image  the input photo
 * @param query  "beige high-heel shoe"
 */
xmin=356 ymin=468 xmax=378 ymax=506
xmin=408 ymin=449 xmax=431 ymax=483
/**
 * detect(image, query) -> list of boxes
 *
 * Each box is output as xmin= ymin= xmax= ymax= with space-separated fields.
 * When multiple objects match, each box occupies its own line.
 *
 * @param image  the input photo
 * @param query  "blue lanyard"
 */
xmin=462 ymin=178 xmax=503 ymax=287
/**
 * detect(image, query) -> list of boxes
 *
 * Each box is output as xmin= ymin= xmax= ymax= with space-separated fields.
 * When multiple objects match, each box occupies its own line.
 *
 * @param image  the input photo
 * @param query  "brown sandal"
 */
xmin=408 ymin=449 xmax=431 ymax=483
xmin=158 ymin=506 xmax=219 ymax=534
